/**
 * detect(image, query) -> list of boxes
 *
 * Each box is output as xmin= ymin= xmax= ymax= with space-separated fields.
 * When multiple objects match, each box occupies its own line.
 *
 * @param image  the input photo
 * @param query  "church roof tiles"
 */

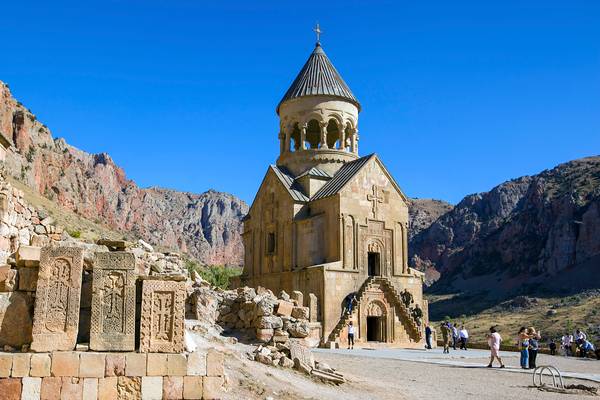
xmin=277 ymin=43 xmax=360 ymax=113
xmin=311 ymin=154 xmax=374 ymax=200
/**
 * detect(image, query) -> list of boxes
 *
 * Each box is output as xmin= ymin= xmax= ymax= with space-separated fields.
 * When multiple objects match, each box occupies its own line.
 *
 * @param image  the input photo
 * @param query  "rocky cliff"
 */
xmin=0 ymin=81 xmax=247 ymax=266
xmin=410 ymin=156 xmax=600 ymax=298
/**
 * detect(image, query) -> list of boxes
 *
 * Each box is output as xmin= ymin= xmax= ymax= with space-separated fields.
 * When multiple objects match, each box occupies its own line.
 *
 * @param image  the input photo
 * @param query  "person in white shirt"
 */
xmin=486 ymin=326 xmax=505 ymax=368
xmin=562 ymin=333 xmax=573 ymax=356
xmin=459 ymin=326 xmax=469 ymax=350
xmin=347 ymin=321 xmax=355 ymax=350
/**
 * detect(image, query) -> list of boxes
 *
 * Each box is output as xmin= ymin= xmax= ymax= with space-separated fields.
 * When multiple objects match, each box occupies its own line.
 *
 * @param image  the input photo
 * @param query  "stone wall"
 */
xmin=0 ymin=349 xmax=224 ymax=399
xmin=0 ymin=174 xmax=63 ymax=265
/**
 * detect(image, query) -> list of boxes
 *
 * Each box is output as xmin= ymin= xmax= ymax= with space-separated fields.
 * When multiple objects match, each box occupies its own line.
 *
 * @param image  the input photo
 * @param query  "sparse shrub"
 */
xmin=67 ymin=230 xmax=81 ymax=238
xmin=26 ymin=146 xmax=35 ymax=162
xmin=186 ymin=261 xmax=241 ymax=290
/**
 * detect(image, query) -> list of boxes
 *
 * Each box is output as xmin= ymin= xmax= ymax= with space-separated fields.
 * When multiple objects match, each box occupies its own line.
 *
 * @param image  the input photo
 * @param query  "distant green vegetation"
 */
xmin=186 ymin=260 xmax=242 ymax=289
xmin=67 ymin=229 xmax=81 ymax=238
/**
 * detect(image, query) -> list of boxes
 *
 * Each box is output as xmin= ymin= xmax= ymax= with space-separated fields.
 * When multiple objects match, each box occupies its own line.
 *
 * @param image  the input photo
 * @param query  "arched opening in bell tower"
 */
xmin=305 ymin=119 xmax=320 ymax=149
xmin=326 ymin=119 xmax=341 ymax=149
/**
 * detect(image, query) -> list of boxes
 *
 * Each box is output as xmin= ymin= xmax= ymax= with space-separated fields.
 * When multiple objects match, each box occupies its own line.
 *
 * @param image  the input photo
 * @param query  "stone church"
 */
xmin=241 ymin=39 xmax=427 ymax=348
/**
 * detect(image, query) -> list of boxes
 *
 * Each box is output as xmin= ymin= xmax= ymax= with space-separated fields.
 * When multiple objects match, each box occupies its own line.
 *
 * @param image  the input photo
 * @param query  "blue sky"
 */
xmin=1 ymin=1 xmax=599 ymax=204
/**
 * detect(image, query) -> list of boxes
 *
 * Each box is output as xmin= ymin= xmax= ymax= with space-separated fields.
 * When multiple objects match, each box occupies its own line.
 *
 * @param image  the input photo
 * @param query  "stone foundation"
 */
xmin=0 ymin=349 xmax=224 ymax=399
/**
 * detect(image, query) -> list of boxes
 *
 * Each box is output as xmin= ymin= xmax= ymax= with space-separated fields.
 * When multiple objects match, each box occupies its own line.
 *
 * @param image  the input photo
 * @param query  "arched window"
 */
xmin=326 ymin=119 xmax=340 ymax=149
xmin=290 ymin=123 xmax=301 ymax=151
xmin=305 ymin=119 xmax=321 ymax=149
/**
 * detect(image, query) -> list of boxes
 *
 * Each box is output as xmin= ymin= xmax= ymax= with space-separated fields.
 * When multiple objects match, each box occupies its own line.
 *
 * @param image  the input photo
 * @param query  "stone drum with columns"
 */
xmin=241 ymin=36 xmax=428 ymax=348
xmin=90 ymin=251 xmax=136 ymax=351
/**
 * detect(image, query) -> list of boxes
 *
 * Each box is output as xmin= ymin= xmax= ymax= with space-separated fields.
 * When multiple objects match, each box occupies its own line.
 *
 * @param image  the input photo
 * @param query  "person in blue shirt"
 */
xmin=425 ymin=325 xmax=432 ymax=349
xmin=579 ymin=340 xmax=595 ymax=358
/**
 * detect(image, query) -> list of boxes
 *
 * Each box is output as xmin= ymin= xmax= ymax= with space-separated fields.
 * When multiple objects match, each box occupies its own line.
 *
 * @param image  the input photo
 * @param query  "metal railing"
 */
xmin=532 ymin=365 xmax=564 ymax=389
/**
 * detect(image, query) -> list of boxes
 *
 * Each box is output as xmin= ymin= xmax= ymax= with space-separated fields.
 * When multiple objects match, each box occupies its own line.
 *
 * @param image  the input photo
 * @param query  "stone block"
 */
xmin=125 ymin=353 xmax=147 ymax=376
xmin=40 ymin=377 xmax=62 ymax=400
xmin=22 ymin=377 xmax=42 ymax=400
xmin=308 ymin=293 xmax=318 ymax=322
xmin=202 ymin=376 xmax=224 ymax=400
xmin=15 ymin=245 xmax=41 ymax=267
xmin=60 ymin=377 xmax=83 ymax=399
xmin=0 ymin=266 xmax=17 ymax=291
xmin=206 ymin=349 xmax=224 ymax=377
xmin=146 ymin=353 xmax=168 ymax=376
xmin=90 ymin=252 xmax=136 ymax=351
xmin=183 ymin=376 xmax=203 ymax=399
xmin=0 ymin=291 xmax=34 ymax=348
xmin=163 ymin=376 xmax=183 ymax=399
xmin=167 ymin=354 xmax=187 ymax=376
xmin=30 ymin=354 xmax=51 ymax=377
xmin=255 ymin=328 xmax=274 ymax=342
xmin=51 ymin=352 xmax=79 ymax=377
xmin=117 ymin=376 xmax=141 ymax=398
xmin=141 ymin=376 xmax=163 ymax=400
xmin=291 ymin=290 xmax=303 ymax=306
xmin=98 ymin=376 xmax=118 ymax=399
xmin=275 ymin=300 xmax=294 ymax=317
xmin=17 ymin=267 xmax=38 ymax=291
xmin=11 ymin=353 xmax=31 ymax=377
xmin=0 ymin=378 xmax=22 ymax=400
xmin=139 ymin=279 xmax=185 ymax=353
xmin=186 ymin=351 xmax=206 ymax=376
xmin=96 ymin=239 xmax=126 ymax=251
xmin=79 ymin=353 xmax=105 ymax=378
xmin=291 ymin=306 xmax=310 ymax=320
xmin=31 ymin=247 xmax=84 ymax=352
xmin=0 ymin=353 xmax=12 ymax=377
xmin=105 ymin=353 xmax=125 ymax=377
xmin=83 ymin=378 xmax=98 ymax=400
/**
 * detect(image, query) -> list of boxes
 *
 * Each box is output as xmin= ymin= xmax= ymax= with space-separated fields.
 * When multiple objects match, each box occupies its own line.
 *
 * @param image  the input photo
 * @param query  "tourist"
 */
xmin=549 ymin=340 xmax=557 ymax=356
xmin=401 ymin=289 xmax=413 ymax=308
xmin=411 ymin=304 xmax=423 ymax=327
xmin=425 ymin=325 xmax=432 ymax=349
xmin=561 ymin=333 xmax=573 ymax=356
xmin=575 ymin=329 xmax=587 ymax=345
xmin=579 ymin=340 xmax=594 ymax=358
xmin=459 ymin=326 xmax=469 ymax=350
xmin=486 ymin=326 xmax=505 ymax=368
xmin=527 ymin=327 xmax=540 ymax=369
xmin=440 ymin=322 xmax=451 ymax=354
xmin=347 ymin=321 xmax=355 ymax=350
xmin=342 ymin=292 xmax=357 ymax=317
xmin=451 ymin=323 xmax=458 ymax=350
xmin=517 ymin=327 xmax=531 ymax=369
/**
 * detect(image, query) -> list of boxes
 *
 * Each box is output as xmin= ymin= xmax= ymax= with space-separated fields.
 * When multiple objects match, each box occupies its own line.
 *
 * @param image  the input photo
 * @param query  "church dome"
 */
xmin=277 ymin=43 xmax=360 ymax=114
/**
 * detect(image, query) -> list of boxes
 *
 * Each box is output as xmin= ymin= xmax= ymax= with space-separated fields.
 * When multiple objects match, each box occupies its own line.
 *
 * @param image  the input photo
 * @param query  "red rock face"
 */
xmin=410 ymin=157 xmax=600 ymax=297
xmin=0 ymin=81 xmax=247 ymax=266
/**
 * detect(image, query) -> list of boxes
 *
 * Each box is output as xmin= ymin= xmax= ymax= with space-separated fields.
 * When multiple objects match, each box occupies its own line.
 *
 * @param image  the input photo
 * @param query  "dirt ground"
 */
xmin=221 ymin=347 xmax=600 ymax=400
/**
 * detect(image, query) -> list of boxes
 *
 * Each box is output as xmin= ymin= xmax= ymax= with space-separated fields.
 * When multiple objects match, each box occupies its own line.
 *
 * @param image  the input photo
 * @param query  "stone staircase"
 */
xmin=325 ymin=276 xmax=422 ymax=345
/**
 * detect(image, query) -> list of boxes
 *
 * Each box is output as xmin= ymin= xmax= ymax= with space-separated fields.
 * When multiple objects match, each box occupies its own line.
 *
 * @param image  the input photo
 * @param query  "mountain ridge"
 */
xmin=1 ymin=81 xmax=248 ymax=265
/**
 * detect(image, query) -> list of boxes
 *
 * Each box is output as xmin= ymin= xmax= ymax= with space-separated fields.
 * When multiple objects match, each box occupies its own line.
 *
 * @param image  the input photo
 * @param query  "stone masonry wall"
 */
xmin=0 ymin=349 xmax=224 ymax=399
xmin=0 ymin=173 xmax=63 ymax=265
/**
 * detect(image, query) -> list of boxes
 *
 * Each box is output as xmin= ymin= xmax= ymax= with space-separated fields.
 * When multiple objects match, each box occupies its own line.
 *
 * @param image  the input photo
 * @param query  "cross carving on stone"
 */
xmin=367 ymin=185 xmax=383 ymax=219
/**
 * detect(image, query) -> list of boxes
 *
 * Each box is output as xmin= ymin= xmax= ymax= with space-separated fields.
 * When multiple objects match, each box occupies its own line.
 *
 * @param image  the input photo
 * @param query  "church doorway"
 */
xmin=368 ymin=252 xmax=380 ymax=276
xmin=366 ymin=316 xmax=385 ymax=342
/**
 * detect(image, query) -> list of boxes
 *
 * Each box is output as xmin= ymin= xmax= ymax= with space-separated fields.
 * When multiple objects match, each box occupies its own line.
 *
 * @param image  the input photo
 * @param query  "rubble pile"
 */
xmin=215 ymin=287 xmax=312 ymax=342
xmin=250 ymin=340 xmax=345 ymax=384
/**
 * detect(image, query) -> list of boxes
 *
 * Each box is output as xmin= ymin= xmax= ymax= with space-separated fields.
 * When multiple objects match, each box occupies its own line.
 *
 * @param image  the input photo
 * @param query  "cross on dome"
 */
xmin=313 ymin=23 xmax=322 ymax=44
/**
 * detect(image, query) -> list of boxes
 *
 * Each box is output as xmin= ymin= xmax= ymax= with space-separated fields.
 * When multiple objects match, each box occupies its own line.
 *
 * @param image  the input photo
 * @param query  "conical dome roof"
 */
xmin=277 ymin=43 xmax=360 ymax=114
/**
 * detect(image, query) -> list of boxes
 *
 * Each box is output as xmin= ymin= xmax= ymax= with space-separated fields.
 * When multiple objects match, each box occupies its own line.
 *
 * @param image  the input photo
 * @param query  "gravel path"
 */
xmin=314 ymin=351 xmax=597 ymax=400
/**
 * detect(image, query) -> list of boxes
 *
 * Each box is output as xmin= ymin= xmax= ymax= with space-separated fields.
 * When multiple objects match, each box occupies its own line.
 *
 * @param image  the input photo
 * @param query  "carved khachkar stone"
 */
xmin=139 ymin=279 xmax=185 ymax=353
xmin=90 ymin=252 xmax=136 ymax=351
xmin=31 ymin=246 xmax=84 ymax=352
